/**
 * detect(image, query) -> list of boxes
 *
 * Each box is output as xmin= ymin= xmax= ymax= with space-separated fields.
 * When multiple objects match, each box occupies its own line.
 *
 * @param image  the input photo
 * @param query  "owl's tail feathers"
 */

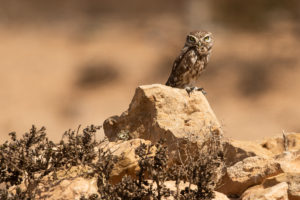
xmin=165 ymin=78 xmax=173 ymax=87
xmin=165 ymin=80 xmax=170 ymax=86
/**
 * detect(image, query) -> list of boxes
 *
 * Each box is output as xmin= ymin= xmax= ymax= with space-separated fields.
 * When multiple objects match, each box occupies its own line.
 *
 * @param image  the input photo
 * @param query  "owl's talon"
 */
xmin=185 ymin=87 xmax=193 ymax=96
xmin=196 ymin=87 xmax=207 ymax=95
xmin=185 ymin=87 xmax=207 ymax=96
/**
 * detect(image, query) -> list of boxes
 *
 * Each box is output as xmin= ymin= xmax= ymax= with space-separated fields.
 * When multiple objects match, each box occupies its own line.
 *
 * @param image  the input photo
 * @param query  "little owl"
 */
xmin=166 ymin=31 xmax=213 ymax=94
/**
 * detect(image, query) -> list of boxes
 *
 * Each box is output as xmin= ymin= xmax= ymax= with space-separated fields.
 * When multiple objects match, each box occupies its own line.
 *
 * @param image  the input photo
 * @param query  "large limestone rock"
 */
xmin=240 ymin=182 xmax=289 ymax=200
xmin=217 ymin=156 xmax=283 ymax=196
xmin=36 ymin=177 xmax=98 ymax=200
xmin=9 ymin=166 xmax=98 ymax=200
xmin=107 ymin=138 xmax=154 ymax=183
xmin=213 ymin=192 xmax=231 ymax=200
xmin=223 ymin=139 xmax=273 ymax=166
xmin=275 ymin=150 xmax=300 ymax=173
xmin=103 ymin=84 xmax=222 ymax=144
xmin=263 ymin=173 xmax=300 ymax=200
xmin=152 ymin=181 xmax=230 ymax=200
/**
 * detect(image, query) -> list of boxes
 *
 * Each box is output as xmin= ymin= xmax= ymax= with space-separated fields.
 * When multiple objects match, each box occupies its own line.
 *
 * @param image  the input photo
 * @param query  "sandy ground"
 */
xmin=0 ymin=19 xmax=299 ymax=143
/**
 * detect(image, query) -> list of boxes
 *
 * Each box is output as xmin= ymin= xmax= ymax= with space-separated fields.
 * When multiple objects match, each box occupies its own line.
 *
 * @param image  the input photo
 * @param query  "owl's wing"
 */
xmin=166 ymin=47 xmax=197 ymax=87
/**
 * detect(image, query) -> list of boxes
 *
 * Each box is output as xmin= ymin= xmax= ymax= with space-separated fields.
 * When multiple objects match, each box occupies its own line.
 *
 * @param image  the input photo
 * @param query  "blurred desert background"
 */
xmin=0 ymin=0 xmax=300 ymax=142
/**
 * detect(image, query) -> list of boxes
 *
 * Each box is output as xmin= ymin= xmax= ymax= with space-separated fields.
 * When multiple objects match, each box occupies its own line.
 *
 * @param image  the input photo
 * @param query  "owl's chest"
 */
xmin=190 ymin=60 xmax=204 ymax=76
xmin=186 ymin=53 xmax=205 ymax=77
xmin=180 ymin=58 xmax=204 ymax=86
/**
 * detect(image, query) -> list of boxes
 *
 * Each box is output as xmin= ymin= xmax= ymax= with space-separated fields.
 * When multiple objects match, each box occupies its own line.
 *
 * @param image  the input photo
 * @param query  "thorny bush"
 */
xmin=0 ymin=125 xmax=224 ymax=200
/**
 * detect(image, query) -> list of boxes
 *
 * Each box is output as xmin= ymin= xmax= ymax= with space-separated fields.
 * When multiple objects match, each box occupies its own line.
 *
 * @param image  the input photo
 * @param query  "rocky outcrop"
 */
xmin=6 ymin=85 xmax=300 ymax=200
xmin=8 ymin=166 xmax=98 ymax=200
xmin=275 ymin=150 xmax=300 ymax=173
xmin=213 ymin=192 xmax=231 ymax=200
xmin=103 ymin=84 xmax=222 ymax=145
xmin=217 ymin=156 xmax=283 ymax=196
xmin=102 ymin=84 xmax=300 ymax=199
xmin=223 ymin=139 xmax=273 ymax=166
xmin=217 ymin=133 xmax=300 ymax=198
xmin=263 ymin=173 xmax=300 ymax=200
xmin=151 ymin=181 xmax=230 ymax=200
xmin=241 ymin=171 xmax=300 ymax=200
xmin=240 ymin=182 xmax=289 ymax=200
xmin=36 ymin=177 xmax=98 ymax=200
xmin=217 ymin=133 xmax=300 ymax=199
xmin=107 ymin=138 xmax=154 ymax=183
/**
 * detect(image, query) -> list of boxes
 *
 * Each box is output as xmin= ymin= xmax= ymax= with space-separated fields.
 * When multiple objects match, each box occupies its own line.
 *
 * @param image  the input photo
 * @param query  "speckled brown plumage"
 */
xmin=166 ymin=31 xmax=214 ymax=89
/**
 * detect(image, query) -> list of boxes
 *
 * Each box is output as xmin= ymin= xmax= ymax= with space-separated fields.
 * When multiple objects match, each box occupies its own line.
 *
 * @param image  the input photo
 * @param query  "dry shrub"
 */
xmin=168 ymin=129 xmax=225 ymax=200
xmin=0 ymin=126 xmax=224 ymax=200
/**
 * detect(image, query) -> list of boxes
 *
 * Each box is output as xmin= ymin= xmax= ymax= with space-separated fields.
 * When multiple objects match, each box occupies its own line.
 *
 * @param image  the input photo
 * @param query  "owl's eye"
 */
xmin=187 ymin=35 xmax=197 ymax=43
xmin=203 ymin=35 xmax=211 ymax=42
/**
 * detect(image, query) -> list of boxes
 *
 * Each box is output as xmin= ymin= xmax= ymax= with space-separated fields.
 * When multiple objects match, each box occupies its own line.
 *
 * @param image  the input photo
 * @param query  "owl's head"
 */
xmin=185 ymin=31 xmax=213 ymax=55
